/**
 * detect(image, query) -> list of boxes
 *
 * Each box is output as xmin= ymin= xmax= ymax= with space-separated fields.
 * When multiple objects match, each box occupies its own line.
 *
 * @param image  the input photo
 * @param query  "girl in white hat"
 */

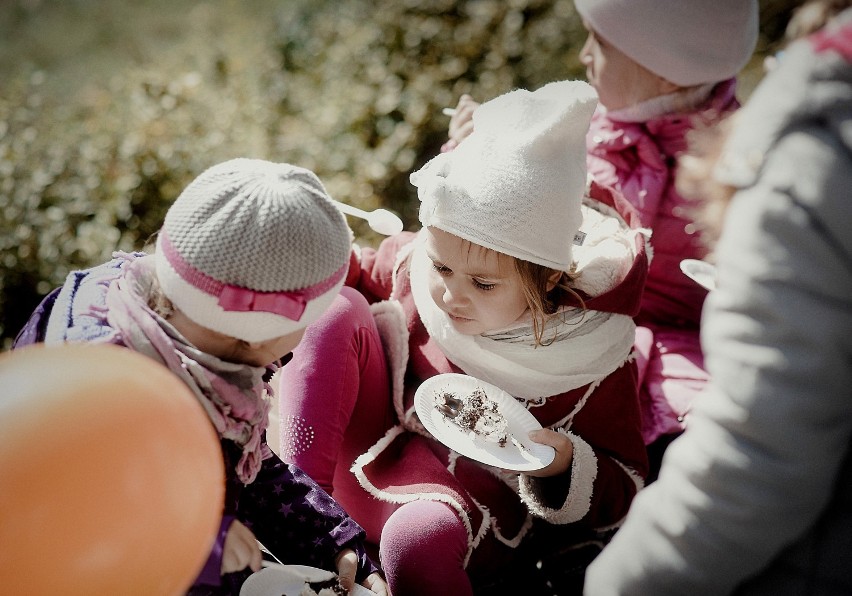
xmin=277 ymin=80 xmax=650 ymax=594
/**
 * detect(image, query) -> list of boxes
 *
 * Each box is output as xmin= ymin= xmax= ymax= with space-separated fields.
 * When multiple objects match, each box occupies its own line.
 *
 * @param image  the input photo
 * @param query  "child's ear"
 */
xmin=546 ymin=270 xmax=563 ymax=292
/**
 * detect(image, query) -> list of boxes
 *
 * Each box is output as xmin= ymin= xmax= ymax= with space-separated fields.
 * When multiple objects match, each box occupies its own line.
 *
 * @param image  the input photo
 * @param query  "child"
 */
xmin=586 ymin=10 xmax=852 ymax=593
xmin=277 ymin=81 xmax=649 ymax=595
xmin=13 ymin=158 xmax=388 ymax=596
xmin=444 ymin=0 xmax=760 ymax=477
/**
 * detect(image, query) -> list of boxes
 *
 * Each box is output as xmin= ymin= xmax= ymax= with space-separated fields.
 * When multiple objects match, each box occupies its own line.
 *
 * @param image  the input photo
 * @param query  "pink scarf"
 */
xmin=103 ymin=255 xmax=273 ymax=484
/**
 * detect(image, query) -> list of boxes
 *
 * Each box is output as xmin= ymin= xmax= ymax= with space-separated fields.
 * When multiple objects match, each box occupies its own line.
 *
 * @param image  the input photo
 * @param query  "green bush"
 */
xmin=0 ymin=0 xmax=590 ymax=346
xmin=0 ymin=57 xmax=286 ymax=345
xmin=0 ymin=0 xmax=795 ymax=347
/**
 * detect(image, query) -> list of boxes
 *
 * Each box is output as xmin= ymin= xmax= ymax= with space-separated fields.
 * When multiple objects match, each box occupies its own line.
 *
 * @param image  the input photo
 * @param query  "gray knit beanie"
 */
xmin=155 ymin=158 xmax=351 ymax=342
xmin=411 ymin=80 xmax=597 ymax=270
xmin=574 ymin=0 xmax=759 ymax=87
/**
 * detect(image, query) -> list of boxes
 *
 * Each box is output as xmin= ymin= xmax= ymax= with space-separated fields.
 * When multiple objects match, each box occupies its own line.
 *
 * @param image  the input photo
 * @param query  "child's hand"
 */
xmin=441 ymin=95 xmax=480 ymax=152
xmin=523 ymin=428 xmax=574 ymax=478
xmin=362 ymin=572 xmax=389 ymax=595
xmin=335 ymin=549 xmax=389 ymax=595
xmin=221 ymin=519 xmax=262 ymax=575
xmin=335 ymin=549 xmax=358 ymax=592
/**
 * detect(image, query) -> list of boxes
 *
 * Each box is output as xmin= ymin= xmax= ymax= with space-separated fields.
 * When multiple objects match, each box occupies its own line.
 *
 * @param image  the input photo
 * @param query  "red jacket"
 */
xmin=345 ymin=182 xmax=649 ymax=563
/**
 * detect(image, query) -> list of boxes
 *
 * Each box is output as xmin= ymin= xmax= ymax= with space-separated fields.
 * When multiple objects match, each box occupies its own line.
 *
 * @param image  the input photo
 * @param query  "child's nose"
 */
xmin=442 ymin=282 xmax=465 ymax=306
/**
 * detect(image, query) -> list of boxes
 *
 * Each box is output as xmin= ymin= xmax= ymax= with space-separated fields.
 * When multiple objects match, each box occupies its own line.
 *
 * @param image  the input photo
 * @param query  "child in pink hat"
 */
xmin=444 ymin=0 xmax=760 ymax=478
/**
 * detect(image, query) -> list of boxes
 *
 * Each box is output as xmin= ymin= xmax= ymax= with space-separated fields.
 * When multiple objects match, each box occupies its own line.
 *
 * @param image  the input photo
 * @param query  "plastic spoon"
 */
xmin=680 ymin=259 xmax=717 ymax=291
xmin=333 ymin=201 xmax=403 ymax=236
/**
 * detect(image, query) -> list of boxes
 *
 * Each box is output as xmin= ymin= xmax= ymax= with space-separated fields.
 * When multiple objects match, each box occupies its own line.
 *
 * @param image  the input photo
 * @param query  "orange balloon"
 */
xmin=0 ymin=343 xmax=225 ymax=595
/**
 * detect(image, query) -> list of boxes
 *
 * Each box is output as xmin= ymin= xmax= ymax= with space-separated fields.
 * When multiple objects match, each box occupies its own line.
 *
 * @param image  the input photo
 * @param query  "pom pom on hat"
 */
xmin=411 ymin=80 xmax=597 ymax=270
xmin=155 ymin=158 xmax=351 ymax=343
xmin=574 ymin=0 xmax=759 ymax=87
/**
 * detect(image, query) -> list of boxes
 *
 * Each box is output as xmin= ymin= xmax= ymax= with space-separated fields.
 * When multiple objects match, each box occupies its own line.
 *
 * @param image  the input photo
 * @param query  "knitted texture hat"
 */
xmin=411 ymin=80 xmax=597 ymax=270
xmin=155 ymin=158 xmax=351 ymax=343
xmin=574 ymin=0 xmax=759 ymax=87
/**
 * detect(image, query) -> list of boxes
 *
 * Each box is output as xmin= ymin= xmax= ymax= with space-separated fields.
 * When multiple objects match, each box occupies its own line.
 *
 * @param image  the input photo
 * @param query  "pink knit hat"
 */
xmin=155 ymin=159 xmax=351 ymax=343
xmin=574 ymin=0 xmax=759 ymax=87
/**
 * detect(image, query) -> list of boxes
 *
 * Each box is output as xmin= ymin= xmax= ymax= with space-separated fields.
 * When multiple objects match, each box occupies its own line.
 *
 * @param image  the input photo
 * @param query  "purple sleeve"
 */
xmin=237 ymin=453 xmax=380 ymax=581
xmin=192 ymin=515 xmax=236 ymax=588
xmin=12 ymin=288 xmax=60 ymax=348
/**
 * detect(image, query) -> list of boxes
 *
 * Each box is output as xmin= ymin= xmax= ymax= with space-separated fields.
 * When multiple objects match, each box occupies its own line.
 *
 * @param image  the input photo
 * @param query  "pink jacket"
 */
xmin=586 ymin=79 xmax=738 ymax=327
xmin=586 ymin=80 xmax=740 ymax=444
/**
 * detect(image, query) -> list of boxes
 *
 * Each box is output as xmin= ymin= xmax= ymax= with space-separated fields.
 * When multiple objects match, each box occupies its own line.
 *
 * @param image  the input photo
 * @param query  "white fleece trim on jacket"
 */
xmin=454 ymin=453 xmax=535 ymax=549
xmin=446 ymin=451 xmax=497 ymax=555
xmin=572 ymin=199 xmax=646 ymax=298
xmin=595 ymin=458 xmax=646 ymax=533
xmin=550 ymin=379 xmax=602 ymax=431
xmin=492 ymin=507 xmax=534 ymax=548
xmin=350 ymin=424 xmax=486 ymax=567
xmin=369 ymin=300 xmax=410 ymax=426
xmin=388 ymin=238 xmax=415 ymax=301
xmin=518 ymin=431 xmax=598 ymax=524
xmin=382 ymin=240 xmax=432 ymax=435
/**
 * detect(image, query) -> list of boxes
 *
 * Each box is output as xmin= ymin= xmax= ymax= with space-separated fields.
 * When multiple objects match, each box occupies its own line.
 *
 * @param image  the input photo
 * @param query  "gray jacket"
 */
xmin=585 ymin=11 xmax=852 ymax=596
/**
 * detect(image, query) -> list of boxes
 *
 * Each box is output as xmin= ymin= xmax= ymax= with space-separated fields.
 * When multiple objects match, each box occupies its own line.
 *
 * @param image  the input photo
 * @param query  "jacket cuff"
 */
xmin=519 ymin=432 xmax=597 ymax=524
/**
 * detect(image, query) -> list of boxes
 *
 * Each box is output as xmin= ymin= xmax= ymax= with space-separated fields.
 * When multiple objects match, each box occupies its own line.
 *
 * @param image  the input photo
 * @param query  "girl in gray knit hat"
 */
xmin=277 ymin=80 xmax=651 ymax=595
xmin=13 ymin=158 xmax=388 ymax=595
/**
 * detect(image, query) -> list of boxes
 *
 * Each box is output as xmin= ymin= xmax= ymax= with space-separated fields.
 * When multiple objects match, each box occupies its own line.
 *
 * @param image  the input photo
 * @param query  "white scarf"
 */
xmin=408 ymin=235 xmax=635 ymax=402
xmin=604 ymin=83 xmax=715 ymax=123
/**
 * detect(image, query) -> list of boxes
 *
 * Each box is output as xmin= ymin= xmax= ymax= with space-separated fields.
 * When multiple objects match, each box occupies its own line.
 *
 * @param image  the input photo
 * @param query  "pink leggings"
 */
xmin=380 ymin=501 xmax=473 ymax=596
xmin=278 ymin=288 xmax=473 ymax=594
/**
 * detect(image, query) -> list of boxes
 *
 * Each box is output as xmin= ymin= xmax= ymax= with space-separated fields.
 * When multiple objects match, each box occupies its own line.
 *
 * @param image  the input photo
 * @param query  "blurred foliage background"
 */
xmin=0 ymin=0 xmax=802 ymax=347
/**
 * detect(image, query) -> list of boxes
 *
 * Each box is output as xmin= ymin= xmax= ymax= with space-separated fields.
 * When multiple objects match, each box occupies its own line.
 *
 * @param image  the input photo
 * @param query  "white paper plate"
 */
xmin=240 ymin=563 xmax=374 ymax=596
xmin=414 ymin=373 xmax=556 ymax=471
xmin=680 ymin=258 xmax=717 ymax=291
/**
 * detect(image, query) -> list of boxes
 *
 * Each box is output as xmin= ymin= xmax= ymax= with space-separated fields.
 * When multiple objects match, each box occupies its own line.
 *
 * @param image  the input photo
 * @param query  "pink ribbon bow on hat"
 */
xmin=218 ymin=285 xmax=307 ymax=321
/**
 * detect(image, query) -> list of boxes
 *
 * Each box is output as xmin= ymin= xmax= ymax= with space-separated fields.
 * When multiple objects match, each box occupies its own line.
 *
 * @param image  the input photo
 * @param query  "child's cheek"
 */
xmin=427 ymin=275 xmax=444 ymax=307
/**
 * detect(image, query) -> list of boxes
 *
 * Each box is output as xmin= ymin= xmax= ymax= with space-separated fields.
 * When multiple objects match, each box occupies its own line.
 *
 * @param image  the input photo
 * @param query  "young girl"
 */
xmin=587 ymin=11 xmax=852 ymax=593
xmin=277 ymin=81 xmax=649 ymax=595
xmin=444 ymin=0 xmax=759 ymax=477
xmin=13 ymin=158 xmax=387 ymax=596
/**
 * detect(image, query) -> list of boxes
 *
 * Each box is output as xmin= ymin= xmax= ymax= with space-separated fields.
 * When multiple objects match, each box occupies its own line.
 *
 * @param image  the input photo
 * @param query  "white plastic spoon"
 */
xmin=680 ymin=259 xmax=717 ymax=291
xmin=333 ymin=201 xmax=403 ymax=236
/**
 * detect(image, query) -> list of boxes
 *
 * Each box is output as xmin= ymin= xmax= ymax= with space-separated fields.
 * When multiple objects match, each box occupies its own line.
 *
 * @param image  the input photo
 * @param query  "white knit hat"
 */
xmin=411 ymin=80 xmax=597 ymax=270
xmin=574 ymin=0 xmax=759 ymax=87
xmin=155 ymin=158 xmax=351 ymax=343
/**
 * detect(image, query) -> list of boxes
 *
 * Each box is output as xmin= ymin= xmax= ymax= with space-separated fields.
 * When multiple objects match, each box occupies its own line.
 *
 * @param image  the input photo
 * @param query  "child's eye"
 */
xmin=473 ymin=279 xmax=496 ymax=291
xmin=431 ymin=262 xmax=451 ymax=276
